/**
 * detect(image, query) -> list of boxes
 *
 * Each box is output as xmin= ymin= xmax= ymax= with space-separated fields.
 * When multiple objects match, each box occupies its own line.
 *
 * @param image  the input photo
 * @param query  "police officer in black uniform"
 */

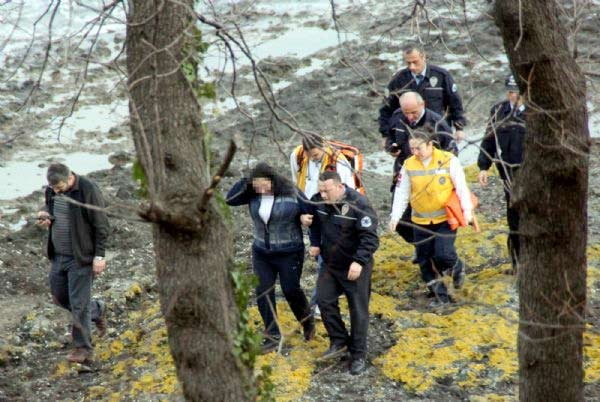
xmin=378 ymin=43 xmax=467 ymax=143
xmin=387 ymin=91 xmax=457 ymax=246
xmin=477 ymin=74 xmax=525 ymax=272
xmin=304 ymin=170 xmax=379 ymax=375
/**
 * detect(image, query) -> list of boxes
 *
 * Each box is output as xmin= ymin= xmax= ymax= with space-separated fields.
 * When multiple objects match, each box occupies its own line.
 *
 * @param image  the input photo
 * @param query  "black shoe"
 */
xmin=94 ymin=300 xmax=107 ymax=337
xmin=429 ymin=294 xmax=450 ymax=308
xmin=303 ymin=318 xmax=316 ymax=341
xmin=319 ymin=344 xmax=348 ymax=361
xmin=411 ymin=249 xmax=418 ymax=264
xmin=453 ymin=270 xmax=466 ymax=290
xmin=260 ymin=336 xmax=280 ymax=354
xmin=350 ymin=358 xmax=367 ymax=375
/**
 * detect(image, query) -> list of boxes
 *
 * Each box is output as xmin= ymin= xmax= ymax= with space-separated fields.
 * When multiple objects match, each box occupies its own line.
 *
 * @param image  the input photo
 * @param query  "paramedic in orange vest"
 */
xmin=388 ymin=126 xmax=472 ymax=306
xmin=290 ymin=135 xmax=355 ymax=317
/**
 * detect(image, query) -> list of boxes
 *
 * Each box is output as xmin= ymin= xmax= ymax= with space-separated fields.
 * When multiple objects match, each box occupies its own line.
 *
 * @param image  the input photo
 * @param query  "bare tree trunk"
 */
xmin=126 ymin=1 xmax=250 ymax=400
xmin=494 ymin=1 xmax=590 ymax=401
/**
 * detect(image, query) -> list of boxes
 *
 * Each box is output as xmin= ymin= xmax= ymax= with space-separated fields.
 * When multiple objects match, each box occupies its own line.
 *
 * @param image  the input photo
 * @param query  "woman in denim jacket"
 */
xmin=227 ymin=162 xmax=315 ymax=353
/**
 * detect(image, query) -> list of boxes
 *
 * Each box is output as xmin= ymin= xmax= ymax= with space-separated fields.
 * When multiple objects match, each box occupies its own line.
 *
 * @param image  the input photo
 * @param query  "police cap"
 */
xmin=505 ymin=74 xmax=519 ymax=92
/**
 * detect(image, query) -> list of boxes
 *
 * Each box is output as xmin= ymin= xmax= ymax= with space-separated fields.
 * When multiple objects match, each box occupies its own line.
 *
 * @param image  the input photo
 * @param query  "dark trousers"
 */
xmin=413 ymin=221 xmax=463 ymax=298
xmin=49 ymin=255 xmax=102 ymax=351
xmin=395 ymin=205 xmax=414 ymax=244
xmin=317 ymin=264 xmax=372 ymax=359
xmin=391 ymin=183 xmax=414 ymax=244
xmin=252 ymin=248 xmax=311 ymax=337
xmin=504 ymin=186 xmax=520 ymax=267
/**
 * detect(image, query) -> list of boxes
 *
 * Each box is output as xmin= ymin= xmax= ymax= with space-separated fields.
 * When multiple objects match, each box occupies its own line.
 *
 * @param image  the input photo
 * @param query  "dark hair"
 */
xmin=318 ymin=170 xmax=342 ymax=183
xmin=410 ymin=124 xmax=437 ymax=144
xmin=248 ymin=162 xmax=295 ymax=196
xmin=402 ymin=42 xmax=425 ymax=56
xmin=301 ymin=135 xmax=324 ymax=151
xmin=47 ymin=163 xmax=71 ymax=185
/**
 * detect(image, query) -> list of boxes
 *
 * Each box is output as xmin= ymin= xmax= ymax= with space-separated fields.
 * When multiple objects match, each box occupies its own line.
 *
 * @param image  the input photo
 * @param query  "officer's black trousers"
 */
xmin=413 ymin=221 xmax=464 ymax=299
xmin=317 ymin=264 xmax=372 ymax=359
xmin=252 ymin=248 xmax=311 ymax=338
xmin=504 ymin=186 xmax=520 ymax=268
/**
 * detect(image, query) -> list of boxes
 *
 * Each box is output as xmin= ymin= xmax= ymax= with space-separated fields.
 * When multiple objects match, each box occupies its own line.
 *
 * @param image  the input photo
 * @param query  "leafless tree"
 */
xmin=125 ymin=0 xmax=252 ymax=400
xmin=494 ymin=0 xmax=590 ymax=400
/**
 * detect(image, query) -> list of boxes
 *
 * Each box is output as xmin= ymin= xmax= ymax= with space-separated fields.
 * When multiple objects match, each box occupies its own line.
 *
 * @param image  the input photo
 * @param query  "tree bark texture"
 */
xmin=126 ymin=1 xmax=250 ymax=400
xmin=494 ymin=1 xmax=590 ymax=401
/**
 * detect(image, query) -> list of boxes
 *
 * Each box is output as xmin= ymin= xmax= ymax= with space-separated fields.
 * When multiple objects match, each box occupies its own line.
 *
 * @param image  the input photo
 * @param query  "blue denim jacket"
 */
xmin=226 ymin=178 xmax=308 ymax=253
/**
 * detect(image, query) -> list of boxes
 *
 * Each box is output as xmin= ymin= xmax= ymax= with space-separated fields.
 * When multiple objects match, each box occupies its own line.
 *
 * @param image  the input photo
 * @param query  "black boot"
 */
xmin=303 ymin=317 xmax=316 ymax=341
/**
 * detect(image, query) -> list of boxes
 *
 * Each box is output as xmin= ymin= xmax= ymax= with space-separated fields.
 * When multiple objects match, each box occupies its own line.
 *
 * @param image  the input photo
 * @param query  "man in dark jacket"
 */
xmin=304 ymin=171 xmax=379 ymax=375
xmin=378 ymin=43 xmax=467 ymax=142
xmin=37 ymin=163 xmax=109 ymax=363
xmin=477 ymin=74 xmax=525 ymax=272
xmin=387 ymin=91 xmax=457 ymax=246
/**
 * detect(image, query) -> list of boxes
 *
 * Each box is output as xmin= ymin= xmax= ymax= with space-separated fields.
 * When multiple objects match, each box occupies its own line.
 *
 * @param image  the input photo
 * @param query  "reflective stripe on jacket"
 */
xmin=294 ymin=145 xmax=347 ymax=192
xmin=405 ymin=148 xmax=454 ymax=225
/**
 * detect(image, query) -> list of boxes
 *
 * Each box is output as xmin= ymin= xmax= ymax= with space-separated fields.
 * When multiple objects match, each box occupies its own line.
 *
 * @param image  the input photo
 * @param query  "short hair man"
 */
xmin=477 ymin=74 xmax=526 ymax=272
xmin=386 ymin=92 xmax=458 ymax=247
xmin=37 ymin=163 xmax=109 ymax=363
xmin=305 ymin=170 xmax=379 ymax=375
xmin=378 ymin=43 xmax=467 ymax=142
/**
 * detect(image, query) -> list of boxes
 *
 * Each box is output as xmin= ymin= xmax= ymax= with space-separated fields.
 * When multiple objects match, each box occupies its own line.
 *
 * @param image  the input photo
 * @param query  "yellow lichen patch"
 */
xmin=588 ymin=244 xmax=600 ymax=263
xmin=470 ymin=394 xmax=516 ymax=402
xmin=372 ymin=235 xmax=419 ymax=295
xmin=253 ymin=301 xmax=328 ymax=402
xmin=584 ymin=330 xmax=600 ymax=383
xmin=53 ymin=361 xmax=74 ymax=378
xmin=125 ymin=282 xmax=143 ymax=300
xmin=588 ymin=265 xmax=600 ymax=292
xmin=455 ymin=219 xmax=508 ymax=269
xmin=460 ymin=267 xmax=515 ymax=306
xmin=108 ymin=393 xmax=122 ymax=402
xmin=376 ymin=306 xmax=518 ymax=394
xmin=88 ymin=386 xmax=108 ymax=400
xmin=89 ymin=299 xmax=181 ymax=400
xmin=370 ymin=292 xmax=405 ymax=320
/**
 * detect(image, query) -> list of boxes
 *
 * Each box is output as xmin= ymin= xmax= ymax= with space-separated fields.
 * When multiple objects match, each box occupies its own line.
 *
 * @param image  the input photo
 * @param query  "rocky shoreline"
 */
xmin=1 ymin=0 xmax=599 ymax=400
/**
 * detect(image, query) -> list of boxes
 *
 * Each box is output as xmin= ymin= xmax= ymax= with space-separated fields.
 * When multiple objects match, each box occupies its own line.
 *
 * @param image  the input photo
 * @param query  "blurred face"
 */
xmin=308 ymin=147 xmax=325 ymax=162
xmin=318 ymin=179 xmax=345 ymax=203
xmin=401 ymin=99 xmax=424 ymax=124
xmin=507 ymin=91 xmax=520 ymax=105
xmin=409 ymin=138 xmax=433 ymax=160
xmin=403 ymin=50 xmax=426 ymax=75
xmin=252 ymin=177 xmax=273 ymax=194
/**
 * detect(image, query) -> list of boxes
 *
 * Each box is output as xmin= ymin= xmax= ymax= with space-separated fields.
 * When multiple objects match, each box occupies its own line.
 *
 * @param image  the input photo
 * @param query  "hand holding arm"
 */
xmin=300 ymin=214 xmax=313 ymax=227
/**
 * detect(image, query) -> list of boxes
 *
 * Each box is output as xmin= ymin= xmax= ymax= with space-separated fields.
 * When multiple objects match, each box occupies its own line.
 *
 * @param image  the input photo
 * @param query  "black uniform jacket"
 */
xmin=386 ymin=108 xmax=458 ymax=175
xmin=378 ymin=64 xmax=467 ymax=135
xmin=477 ymin=100 xmax=526 ymax=181
xmin=309 ymin=187 xmax=379 ymax=272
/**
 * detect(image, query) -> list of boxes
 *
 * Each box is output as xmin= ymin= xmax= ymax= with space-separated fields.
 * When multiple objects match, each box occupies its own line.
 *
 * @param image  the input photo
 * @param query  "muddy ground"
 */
xmin=0 ymin=0 xmax=599 ymax=401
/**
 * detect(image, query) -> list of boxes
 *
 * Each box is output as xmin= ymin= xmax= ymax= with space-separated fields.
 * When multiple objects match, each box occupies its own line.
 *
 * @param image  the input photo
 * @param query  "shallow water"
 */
xmin=0 ymin=152 xmax=112 ymax=201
